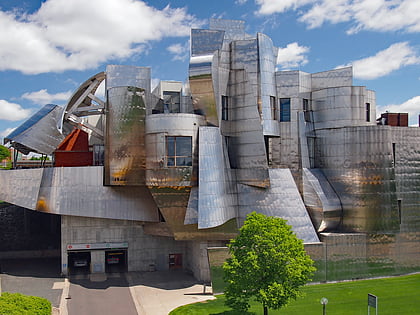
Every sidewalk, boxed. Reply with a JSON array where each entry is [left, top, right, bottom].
[[126, 271, 215, 315]]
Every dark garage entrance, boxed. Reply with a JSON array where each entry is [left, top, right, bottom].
[[67, 251, 91, 275], [105, 250, 127, 273]]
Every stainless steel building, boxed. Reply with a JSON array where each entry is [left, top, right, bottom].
[[1, 19, 419, 282]]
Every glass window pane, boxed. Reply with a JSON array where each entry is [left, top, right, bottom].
[[167, 136, 175, 156], [167, 157, 175, 166], [176, 137, 192, 156]]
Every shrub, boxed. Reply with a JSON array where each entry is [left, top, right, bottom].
[[0, 292, 52, 315]]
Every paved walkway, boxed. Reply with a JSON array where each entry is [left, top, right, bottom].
[[0, 260, 215, 315], [126, 271, 215, 315]]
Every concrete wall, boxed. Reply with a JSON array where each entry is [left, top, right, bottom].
[[61, 215, 188, 275]]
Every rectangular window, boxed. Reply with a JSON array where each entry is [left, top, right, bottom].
[[163, 91, 181, 113], [303, 98, 311, 122], [270, 96, 276, 120], [166, 136, 192, 167], [366, 103, 370, 122], [222, 95, 229, 120], [279, 98, 291, 122]]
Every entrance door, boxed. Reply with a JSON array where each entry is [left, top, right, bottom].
[[169, 253, 182, 269]]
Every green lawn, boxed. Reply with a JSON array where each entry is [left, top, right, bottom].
[[170, 274, 420, 315]]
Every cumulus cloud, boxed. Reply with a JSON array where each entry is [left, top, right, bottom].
[[277, 42, 310, 69], [0, 100, 32, 121], [167, 41, 190, 61], [340, 42, 420, 80], [21, 89, 72, 105], [377, 96, 420, 126], [255, 0, 420, 34], [256, 0, 315, 15], [0, 0, 202, 74]]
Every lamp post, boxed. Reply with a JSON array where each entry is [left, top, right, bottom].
[[320, 297, 328, 315]]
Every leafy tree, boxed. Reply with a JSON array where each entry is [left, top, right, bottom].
[[223, 212, 315, 315], [0, 145, 10, 161]]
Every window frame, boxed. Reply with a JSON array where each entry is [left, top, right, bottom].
[[279, 98, 291, 122], [166, 136, 193, 167]]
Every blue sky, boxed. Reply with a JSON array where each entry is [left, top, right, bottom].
[[1, 0, 419, 142]]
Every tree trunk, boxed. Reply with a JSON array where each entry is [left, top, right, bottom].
[[263, 305, 268, 315]]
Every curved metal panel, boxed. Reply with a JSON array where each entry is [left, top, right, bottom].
[[316, 126, 400, 233], [257, 33, 279, 136], [303, 168, 342, 232], [198, 127, 237, 229], [145, 114, 205, 187], [226, 69, 269, 187], [238, 168, 319, 243], [5, 104, 64, 155], [105, 86, 147, 185]]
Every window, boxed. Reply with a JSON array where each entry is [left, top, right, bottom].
[[366, 103, 370, 122], [222, 95, 229, 120], [279, 98, 291, 122], [166, 136, 192, 167], [270, 96, 276, 120], [163, 91, 180, 113], [303, 98, 311, 122]]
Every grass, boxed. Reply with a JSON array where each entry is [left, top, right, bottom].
[[170, 273, 420, 314]]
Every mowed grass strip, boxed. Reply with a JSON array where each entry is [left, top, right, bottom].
[[170, 274, 420, 315]]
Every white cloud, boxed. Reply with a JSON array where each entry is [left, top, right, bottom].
[[277, 42, 310, 69], [341, 42, 420, 80], [21, 89, 72, 105], [255, 0, 420, 34], [377, 96, 420, 126], [1, 127, 16, 139], [167, 41, 190, 61], [0, 0, 202, 74], [256, 0, 315, 15], [0, 100, 32, 121]]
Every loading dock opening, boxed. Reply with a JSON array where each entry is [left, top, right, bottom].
[[67, 251, 91, 275], [105, 250, 127, 273]]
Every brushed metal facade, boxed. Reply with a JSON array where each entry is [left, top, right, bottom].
[[4, 104, 64, 155], [238, 169, 320, 243], [0, 167, 159, 222], [105, 86, 147, 185], [198, 126, 237, 229], [2, 18, 420, 282]]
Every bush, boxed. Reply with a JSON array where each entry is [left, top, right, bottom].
[[0, 292, 52, 315]]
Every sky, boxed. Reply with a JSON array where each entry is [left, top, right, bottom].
[[0, 0, 419, 142]]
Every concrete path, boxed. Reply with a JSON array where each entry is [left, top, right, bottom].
[[66, 273, 137, 315], [0, 259, 215, 315], [126, 271, 215, 315]]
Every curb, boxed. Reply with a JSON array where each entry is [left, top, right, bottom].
[[58, 278, 70, 315]]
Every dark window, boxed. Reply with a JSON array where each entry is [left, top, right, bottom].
[[279, 98, 291, 122], [163, 91, 180, 113], [222, 95, 229, 120], [303, 98, 311, 122], [392, 143, 396, 167], [366, 103, 370, 122], [270, 96, 276, 120], [166, 136, 192, 167]]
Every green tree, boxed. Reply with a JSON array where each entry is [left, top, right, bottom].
[[223, 212, 315, 315], [0, 145, 10, 160]]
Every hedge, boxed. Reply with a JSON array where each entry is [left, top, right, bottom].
[[0, 292, 52, 315]]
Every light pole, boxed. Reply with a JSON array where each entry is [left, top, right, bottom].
[[320, 297, 328, 315]]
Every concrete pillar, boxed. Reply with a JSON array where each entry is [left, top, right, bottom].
[[91, 250, 105, 273]]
